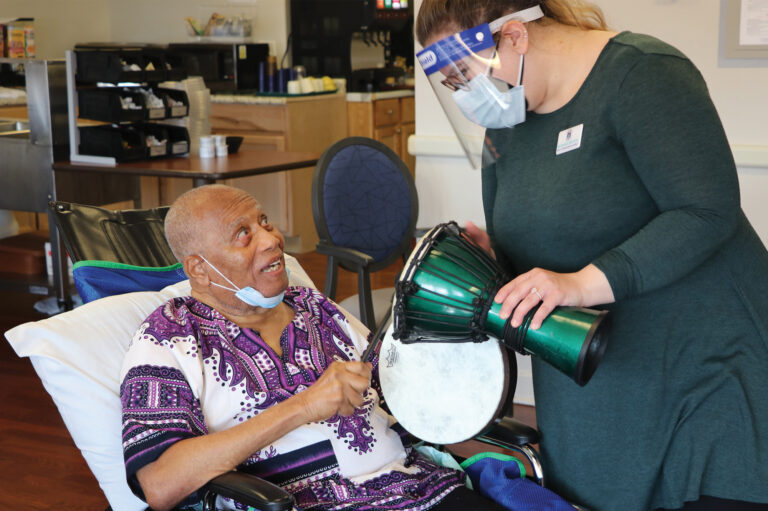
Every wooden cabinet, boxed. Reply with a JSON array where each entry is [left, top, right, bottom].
[[347, 93, 415, 174], [158, 92, 348, 253]]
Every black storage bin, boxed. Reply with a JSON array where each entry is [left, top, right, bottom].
[[165, 125, 190, 156], [131, 87, 167, 120], [139, 124, 189, 157], [79, 125, 146, 162], [78, 88, 146, 124], [76, 50, 145, 84], [160, 88, 189, 118], [142, 52, 168, 82], [162, 52, 188, 81], [140, 123, 170, 158]]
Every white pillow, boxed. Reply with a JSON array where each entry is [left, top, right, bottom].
[[5, 255, 315, 511]]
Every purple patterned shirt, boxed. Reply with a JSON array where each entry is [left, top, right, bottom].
[[120, 286, 464, 510]]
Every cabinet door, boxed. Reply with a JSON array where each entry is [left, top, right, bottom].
[[400, 96, 415, 124], [374, 98, 401, 127], [374, 125, 401, 156]]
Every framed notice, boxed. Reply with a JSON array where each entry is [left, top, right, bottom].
[[724, 0, 768, 59]]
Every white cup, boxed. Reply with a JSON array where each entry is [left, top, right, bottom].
[[199, 145, 215, 158], [299, 77, 314, 94], [213, 134, 226, 146], [215, 144, 228, 157], [199, 136, 214, 149], [287, 80, 301, 95]]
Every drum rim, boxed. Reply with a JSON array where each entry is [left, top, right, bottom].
[[379, 325, 517, 445], [574, 309, 611, 386], [394, 221, 509, 344]]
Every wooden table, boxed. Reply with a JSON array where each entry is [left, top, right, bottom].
[[53, 148, 320, 188]]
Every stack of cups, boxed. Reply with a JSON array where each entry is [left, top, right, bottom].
[[199, 136, 214, 158], [199, 135, 228, 158], [214, 135, 228, 157]]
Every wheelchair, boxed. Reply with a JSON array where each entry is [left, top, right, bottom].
[[5, 201, 547, 511]]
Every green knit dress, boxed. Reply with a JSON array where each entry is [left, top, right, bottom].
[[482, 32, 768, 511]]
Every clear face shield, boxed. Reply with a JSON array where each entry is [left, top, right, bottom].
[[417, 5, 544, 168]]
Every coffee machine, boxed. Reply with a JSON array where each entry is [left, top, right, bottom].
[[289, 0, 413, 89]]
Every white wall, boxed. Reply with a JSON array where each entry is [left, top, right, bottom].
[[107, 0, 289, 64], [411, 0, 768, 404], [0, 0, 111, 59], [0, 0, 289, 62]]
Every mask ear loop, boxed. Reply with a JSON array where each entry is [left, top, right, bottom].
[[198, 255, 241, 292], [517, 52, 525, 88]]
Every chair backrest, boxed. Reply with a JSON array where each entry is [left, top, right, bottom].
[[49, 201, 185, 303], [50, 201, 177, 266], [312, 137, 418, 273]]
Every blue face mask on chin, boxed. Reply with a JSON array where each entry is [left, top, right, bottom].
[[199, 255, 287, 309], [452, 54, 527, 129]]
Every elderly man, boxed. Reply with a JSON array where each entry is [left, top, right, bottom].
[[119, 185, 501, 511]]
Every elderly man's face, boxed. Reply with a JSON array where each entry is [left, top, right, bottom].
[[198, 192, 288, 308]]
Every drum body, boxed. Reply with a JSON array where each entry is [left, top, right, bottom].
[[393, 222, 609, 386], [379, 323, 514, 444]]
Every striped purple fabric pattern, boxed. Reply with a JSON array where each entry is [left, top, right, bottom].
[[120, 287, 464, 510]]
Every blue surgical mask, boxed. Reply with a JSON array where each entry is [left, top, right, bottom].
[[452, 55, 527, 129], [199, 255, 287, 309]]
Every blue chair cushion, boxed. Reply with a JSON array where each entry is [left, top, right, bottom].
[[322, 144, 413, 263], [73, 260, 187, 304], [461, 453, 573, 511]]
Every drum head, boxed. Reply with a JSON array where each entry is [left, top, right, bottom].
[[379, 323, 514, 445]]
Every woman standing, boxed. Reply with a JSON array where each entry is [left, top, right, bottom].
[[415, 1, 768, 510]]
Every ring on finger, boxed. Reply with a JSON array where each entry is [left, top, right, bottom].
[[530, 287, 543, 300]]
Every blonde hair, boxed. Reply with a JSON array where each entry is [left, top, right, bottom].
[[416, 0, 607, 46]]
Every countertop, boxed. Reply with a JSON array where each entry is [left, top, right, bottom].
[[210, 89, 414, 104], [346, 89, 414, 102], [0, 87, 27, 107], [211, 89, 346, 105]]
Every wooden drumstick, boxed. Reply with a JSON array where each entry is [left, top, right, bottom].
[[362, 305, 393, 363]]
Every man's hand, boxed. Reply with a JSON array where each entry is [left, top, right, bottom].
[[297, 361, 372, 422]]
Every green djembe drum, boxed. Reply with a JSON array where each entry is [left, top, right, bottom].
[[393, 222, 609, 386]]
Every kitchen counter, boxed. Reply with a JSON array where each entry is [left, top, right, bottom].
[[346, 89, 414, 102], [211, 89, 346, 105], [0, 87, 26, 107]]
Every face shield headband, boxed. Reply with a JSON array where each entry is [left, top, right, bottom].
[[417, 5, 544, 168]]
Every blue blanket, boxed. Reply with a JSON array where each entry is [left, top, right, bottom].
[[73, 260, 186, 303]]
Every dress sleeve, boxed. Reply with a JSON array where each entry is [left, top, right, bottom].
[[120, 308, 209, 503], [592, 53, 741, 300]]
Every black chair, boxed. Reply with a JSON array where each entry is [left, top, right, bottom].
[[312, 136, 418, 330], [49, 201, 177, 266]]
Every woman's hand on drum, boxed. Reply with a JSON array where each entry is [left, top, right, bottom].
[[464, 221, 496, 259], [495, 264, 615, 330], [296, 361, 372, 422]]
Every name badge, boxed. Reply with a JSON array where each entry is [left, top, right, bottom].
[[556, 124, 584, 155]]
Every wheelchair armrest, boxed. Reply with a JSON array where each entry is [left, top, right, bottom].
[[202, 471, 294, 511], [476, 416, 540, 448], [316, 242, 375, 269]]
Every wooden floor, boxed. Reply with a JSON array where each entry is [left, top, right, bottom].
[[0, 251, 536, 510]]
